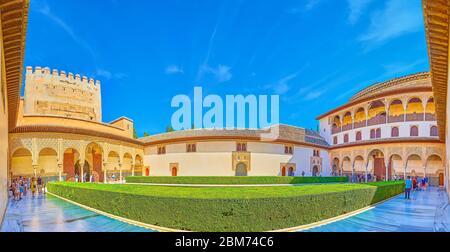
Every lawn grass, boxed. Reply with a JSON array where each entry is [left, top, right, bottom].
[[47, 181, 404, 232], [125, 176, 348, 185]]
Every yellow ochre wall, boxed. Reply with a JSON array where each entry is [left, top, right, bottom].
[[0, 20, 7, 225]]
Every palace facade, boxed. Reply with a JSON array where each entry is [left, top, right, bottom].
[[2, 0, 450, 226]]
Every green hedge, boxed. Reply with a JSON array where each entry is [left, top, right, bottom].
[[47, 181, 404, 232], [125, 176, 349, 185]]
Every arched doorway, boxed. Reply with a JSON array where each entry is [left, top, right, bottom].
[[135, 155, 143, 176], [312, 166, 319, 177], [389, 154, 403, 179], [171, 167, 178, 177], [11, 148, 33, 178], [342, 157, 351, 176], [368, 149, 385, 181], [38, 148, 58, 182], [281, 166, 286, 176], [426, 155, 443, 186], [332, 158, 339, 176], [235, 163, 248, 176], [122, 153, 133, 180], [145, 167, 150, 176], [63, 148, 80, 181], [106, 151, 120, 182], [86, 143, 103, 182]]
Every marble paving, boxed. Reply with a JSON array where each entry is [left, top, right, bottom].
[[303, 187, 450, 232], [1, 193, 155, 232]]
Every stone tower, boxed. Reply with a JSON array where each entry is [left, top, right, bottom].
[[23, 66, 102, 122]]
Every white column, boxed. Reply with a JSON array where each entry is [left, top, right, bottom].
[[351, 163, 355, 183], [131, 165, 135, 177], [32, 165, 38, 177], [80, 160, 84, 183], [119, 163, 123, 183], [365, 161, 369, 183], [58, 164, 63, 181], [385, 159, 389, 181]]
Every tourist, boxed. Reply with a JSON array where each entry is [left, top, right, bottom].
[[405, 176, 412, 200], [422, 177, 427, 191], [37, 176, 42, 194], [75, 174, 79, 183], [14, 180, 20, 201], [412, 177, 417, 191], [19, 180, 24, 200], [367, 173, 372, 182], [30, 177, 37, 197], [302, 171, 305, 177]]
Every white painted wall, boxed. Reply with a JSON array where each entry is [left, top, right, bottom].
[[144, 141, 331, 177]]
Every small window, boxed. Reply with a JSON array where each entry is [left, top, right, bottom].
[[285, 145, 293, 155], [333, 136, 338, 145], [157, 146, 166, 155], [237, 142, 247, 152], [370, 129, 376, 139], [356, 131, 362, 141], [187, 143, 197, 153], [391, 127, 399, 137], [344, 134, 349, 143], [376, 128, 381, 139], [410, 126, 419, 137]]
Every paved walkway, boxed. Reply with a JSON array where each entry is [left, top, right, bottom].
[[1, 187, 449, 232], [1, 193, 155, 232], [302, 187, 450, 232]]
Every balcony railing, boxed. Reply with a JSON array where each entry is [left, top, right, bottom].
[[353, 121, 366, 129], [331, 126, 341, 135], [425, 113, 436, 121], [367, 115, 386, 126], [406, 113, 424, 122], [342, 124, 353, 132], [388, 115, 404, 123]]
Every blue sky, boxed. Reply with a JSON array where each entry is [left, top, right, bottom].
[[25, 0, 429, 136]]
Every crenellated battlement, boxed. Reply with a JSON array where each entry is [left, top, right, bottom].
[[26, 66, 101, 91], [24, 66, 103, 122]]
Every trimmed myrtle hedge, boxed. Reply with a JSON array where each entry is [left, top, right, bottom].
[[125, 176, 349, 185], [47, 181, 404, 232]]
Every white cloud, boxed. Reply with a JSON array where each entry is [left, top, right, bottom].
[[304, 90, 324, 101], [347, 0, 374, 25], [305, 0, 321, 11], [165, 65, 184, 75], [272, 73, 298, 95], [199, 64, 232, 83], [381, 59, 426, 78], [359, 0, 423, 48], [33, 0, 97, 59], [96, 69, 127, 80]]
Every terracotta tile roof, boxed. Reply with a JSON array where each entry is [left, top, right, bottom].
[[140, 124, 330, 148], [1, 0, 29, 130], [330, 137, 443, 150], [10, 125, 144, 146], [423, 0, 450, 140]]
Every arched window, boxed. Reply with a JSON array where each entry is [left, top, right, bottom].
[[391, 127, 399, 137], [370, 129, 376, 139], [344, 134, 349, 143], [410, 126, 419, 137], [356, 131, 362, 141], [376, 128, 381, 138], [430, 126, 438, 137]]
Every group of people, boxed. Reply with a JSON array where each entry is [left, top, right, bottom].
[[404, 176, 429, 200], [9, 176, 45, 201], [74, 172, 95, 183]]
